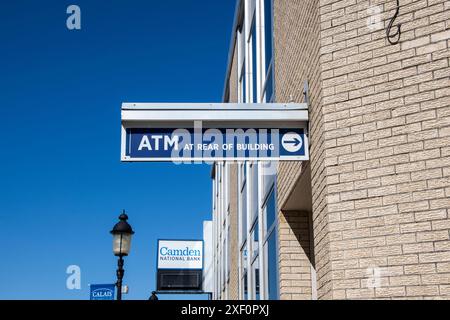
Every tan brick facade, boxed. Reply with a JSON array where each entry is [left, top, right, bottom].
[[226, 44, 240, 300], [274, 0, 327, 299], [217, 0, 450, 300], [316, 0, 450, 300], [228, 164, 240, 299]]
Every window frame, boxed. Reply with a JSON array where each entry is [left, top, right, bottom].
[[262, 184, 279, 300], [261, 0, 274, 103]]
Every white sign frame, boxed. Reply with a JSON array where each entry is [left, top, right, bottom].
[[121, 103, 309, 162], [157, 239, 204, 270]]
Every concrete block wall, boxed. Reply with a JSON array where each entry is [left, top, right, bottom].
[[225, 45, 240, 300], [223, 0, 449, 300], [318, 0, 450, 299], [277, 162, 314, 299], [278, 209, 314, 299], [274, 0, 328, 299], [229, 163, 240, 299]]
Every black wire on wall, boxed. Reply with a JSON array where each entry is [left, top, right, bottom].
[[386, 0, 402, 45]]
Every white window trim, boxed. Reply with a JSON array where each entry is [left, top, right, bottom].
[[257, 161, 266, 299]]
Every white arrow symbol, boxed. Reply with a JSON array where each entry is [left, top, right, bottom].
[[281, 132, 303, 153]]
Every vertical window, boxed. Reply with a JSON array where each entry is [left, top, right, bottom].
[[241, 71, 247, 103], [238, 161, 246, 299], [252, 220, 259, 259], [250, 163, 260, 300], [222, 163, 226, 226], [251, 16, 258, 103], [264, 69, 273, 103], [243, 161, 247, 180], [263, 187, 278, 300], [218, 164, 222, 229], [215, 164, 219, 200], [266, 188, 276, 229], [250, 163, 259, 223], [267, 230, 277, 300], [243, 272, 248, 300], [239, 162, 248, 300], [237, 26, 246, 104], [239, 162, 248, 245], [250, 219, 260, 300], [264, 0, 273, 71], [252, 260, 260, 300], [241, 245, 248, 300], [241, 181, 247, 242], [262, 0, 274, 102], [224, 163, 229, 219]]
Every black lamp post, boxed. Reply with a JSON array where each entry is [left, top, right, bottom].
[[149, 291, 159, 301], [110, 210, 134, 301]]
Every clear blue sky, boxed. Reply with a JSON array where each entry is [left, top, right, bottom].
[[0, 0, 235, 299]]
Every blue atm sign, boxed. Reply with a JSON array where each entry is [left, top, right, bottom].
[[123, 127, 309, 162]]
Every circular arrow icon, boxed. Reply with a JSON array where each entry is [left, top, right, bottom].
[[281, 132, 303, 153]]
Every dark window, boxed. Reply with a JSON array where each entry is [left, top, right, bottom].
[[265, 68, 273, 102], [264, 0, 273, 71], [267, 230, 278, 300], [263, 0, 274, 102], [251, 15, 258, 103], [241, 182, 247, 241], [254, 267, 260, 300], [251, 221, 259, 260], [251, 164, 258, 222], [254, 221, 259, 242], [242, 244, 248, 300], [240, 63, 246, 102], [266, 189, 276, 229], [243, 271, 248, 300]]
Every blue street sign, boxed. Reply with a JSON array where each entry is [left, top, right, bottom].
[[123, 127, 309, 161], [90, 284, 115, 300]]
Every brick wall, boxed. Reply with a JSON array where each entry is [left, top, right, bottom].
[[278, 209, 314, 299], [228, 44, 239, 104], [277, 161, 313, 299], [223, 0, 449, 300], [229, 163, 240, 299], [226, 45, 240, 300], [318, 0, 450, 299], [274, 0, 327, 299]]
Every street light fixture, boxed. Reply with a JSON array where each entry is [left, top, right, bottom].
[[110, 210, 134, 300]]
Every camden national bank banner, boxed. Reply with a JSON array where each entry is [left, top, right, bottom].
[[157, 240, 203, 270]]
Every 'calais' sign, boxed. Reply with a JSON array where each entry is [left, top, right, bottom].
[[90, 284, 115, 300], [157, 240, 203, 270]]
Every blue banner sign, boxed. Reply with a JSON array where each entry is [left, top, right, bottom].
[[90, 284, 115, 300], [123, 127, 308, 162]]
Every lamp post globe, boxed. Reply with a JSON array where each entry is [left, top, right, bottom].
[[110, 211, 135, 256], [110, 210, 134, 300]]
